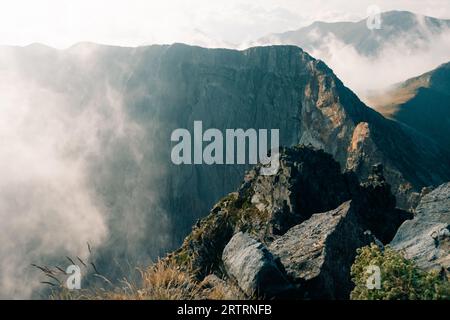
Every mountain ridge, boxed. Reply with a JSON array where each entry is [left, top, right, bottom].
[[254, 10, 450, 57]]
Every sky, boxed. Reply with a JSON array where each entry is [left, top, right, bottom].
[[1, 0, 450, 49]]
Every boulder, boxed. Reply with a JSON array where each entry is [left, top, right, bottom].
[[391, 183, 450, 273], [222, 232, 292, 298], [269, 201, 372, 299]]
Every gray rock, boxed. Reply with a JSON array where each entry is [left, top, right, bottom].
[[391, 183, 450, 273], [269, 201, 372, 299], [222, 232, 292, 298]]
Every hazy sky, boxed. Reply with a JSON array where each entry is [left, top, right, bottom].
[[1, 0, 450, 48]]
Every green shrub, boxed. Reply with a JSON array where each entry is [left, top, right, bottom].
[[351, 244, 449, 300]]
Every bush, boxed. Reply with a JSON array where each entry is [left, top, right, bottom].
[[351, 244, 449, 300]]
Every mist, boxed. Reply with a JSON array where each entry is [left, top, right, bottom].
[[0, 45, 172, 298], [306, 27, 450, 102]]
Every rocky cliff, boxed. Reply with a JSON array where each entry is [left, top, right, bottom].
[[170, 146, 413, 299]]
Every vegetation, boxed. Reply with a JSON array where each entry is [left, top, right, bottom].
[[169, 189, 271, 279], [49, 259, 243, 300], [351, 244, 450, 300]]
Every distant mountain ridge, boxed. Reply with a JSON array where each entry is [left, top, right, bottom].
[[254, 11, 450, 57], [251, 11, 450, 98]]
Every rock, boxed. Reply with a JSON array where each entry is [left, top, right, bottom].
[[238, 146, 355, 239], [357, 164, 413, 243], [269, 201, 372, 299], [173, 146, 410, 280], [222, 232, 292, 298], [239, 148, 409, 243], [391, 183, 450, 273]]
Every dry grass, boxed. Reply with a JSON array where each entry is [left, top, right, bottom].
[[50, 259, 244, 300]]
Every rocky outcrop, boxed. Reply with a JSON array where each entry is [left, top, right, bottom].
[[171, 146, 412, 299], [222, 232, 292, 298], [238, 146, 355, 240], [239, 148, 410, 244], [391, 183, 450, 274], [269, 201, 372, 299]]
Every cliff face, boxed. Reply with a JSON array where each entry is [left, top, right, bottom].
[[2, 43, 450, 276], [121, 43, 450, 213]]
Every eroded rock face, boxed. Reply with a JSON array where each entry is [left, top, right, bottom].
[[391, 183, 450, 273], [238, 147, 355, 239], [222, 232, 292, 298], [239, 148, 409, 244], [269, 201, 372, 299]]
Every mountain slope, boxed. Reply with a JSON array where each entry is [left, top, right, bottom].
[[1, 43, 450, 297], [368, 61, 450, 152]]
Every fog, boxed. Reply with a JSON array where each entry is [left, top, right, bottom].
[[0, 46, 166, 298]]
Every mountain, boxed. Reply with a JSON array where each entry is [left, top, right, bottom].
[[367, 61, 450, 152], [1, 43, 450, 297], [255, 11, 450, 57]]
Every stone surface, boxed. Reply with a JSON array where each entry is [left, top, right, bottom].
[[222, 232, 292, 298], [391, 183, 450, 273], [269, 201, 372, 299]]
